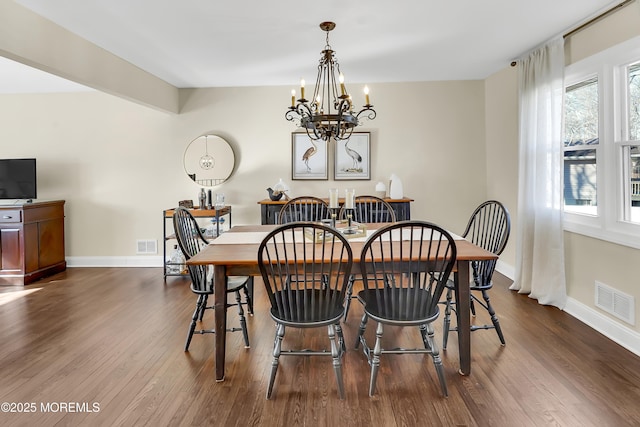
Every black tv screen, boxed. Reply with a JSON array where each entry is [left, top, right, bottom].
[[0, 158, 37, 200]]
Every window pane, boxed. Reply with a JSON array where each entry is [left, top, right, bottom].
[[564, 78, 598, 214], [565, 78, 598, 146], [629, 63, 640, 141], [564, 149, 597, 214], [629, 145, 640, 223]]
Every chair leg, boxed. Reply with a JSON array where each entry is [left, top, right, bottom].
[[198, 294, 208, 321], [328, 324, 345, 399], [470, 297, 477, 317], [426, 322, 448, 397], [234, 290, 250, 348], [481, 290, 506, 345], [369, 322, 383, 397], [335, 323, 346, 355], [266, 323, 285, 399], [419, 323, 432, 351], [342, 275, 355, 322], [185, 294, 205, 351], [355, 313, 369, 349], [442, 288, 453, 350], [244, 279, 254, 316]]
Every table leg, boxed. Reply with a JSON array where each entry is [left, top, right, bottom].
[[455, 261, 471, 375], [214, 264, 227, 381]]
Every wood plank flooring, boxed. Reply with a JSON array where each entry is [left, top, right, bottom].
[[1, 267, 639, 426]]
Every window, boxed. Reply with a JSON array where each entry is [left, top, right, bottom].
[[563, 36, 640, 249]]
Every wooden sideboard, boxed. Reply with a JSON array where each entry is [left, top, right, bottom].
[[0, 200, 66, 285], [257, 197, 414, 225]]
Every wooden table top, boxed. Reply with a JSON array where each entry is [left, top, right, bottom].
[[188, 224, 497, 267]]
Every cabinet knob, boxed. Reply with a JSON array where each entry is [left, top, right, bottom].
[[2, 215, 11, 219]]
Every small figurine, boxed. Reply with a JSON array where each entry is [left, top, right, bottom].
[[267, 187, 284, 201]]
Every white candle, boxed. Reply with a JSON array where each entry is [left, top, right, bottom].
[[329, 188, 339, 208], [345, 189, 355, 209]]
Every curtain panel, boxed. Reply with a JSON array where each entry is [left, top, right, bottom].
[[510, 38, 567, 309]]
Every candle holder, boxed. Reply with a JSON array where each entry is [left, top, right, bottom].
[[345, 208, 354, 232], [330, 207, 339, 228]]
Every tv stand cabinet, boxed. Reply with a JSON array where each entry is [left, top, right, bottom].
[[0, 200, 66, 285]]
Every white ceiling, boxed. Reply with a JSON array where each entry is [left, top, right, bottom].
[[0, 0, 624, 93]]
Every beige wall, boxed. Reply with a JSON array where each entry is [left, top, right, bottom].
[[0, 80, 486, 259], [484, 2, 640, 333], [484, 67, 518, 269]]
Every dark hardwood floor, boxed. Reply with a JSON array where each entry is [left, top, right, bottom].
[[1, 267, 639, 426]]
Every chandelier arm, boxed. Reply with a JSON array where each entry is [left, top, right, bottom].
[[356, 106, 377, 122]]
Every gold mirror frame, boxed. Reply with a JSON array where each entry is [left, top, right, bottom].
[[183, 134, 235, 187]]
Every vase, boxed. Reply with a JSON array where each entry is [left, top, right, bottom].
[[389, 173, 403, 199]]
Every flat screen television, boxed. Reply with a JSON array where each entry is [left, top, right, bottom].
[[0, 158, 37, 200]]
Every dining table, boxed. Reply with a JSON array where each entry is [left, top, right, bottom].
[[187, 223, 498, 382]]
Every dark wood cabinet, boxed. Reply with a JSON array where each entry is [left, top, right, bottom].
[[0, 200, 66, 285], [257, 197, 413, 224]]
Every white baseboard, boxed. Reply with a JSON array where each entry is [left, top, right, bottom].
[[496, 261, 640, 357], [66, 256, 163, 268], [496, 260, 515, 280], [564, 297, 640, 357]]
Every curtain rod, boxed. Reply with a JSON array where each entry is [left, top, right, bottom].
[[563, 0, 635, 39], [510, 0, 635, 67]]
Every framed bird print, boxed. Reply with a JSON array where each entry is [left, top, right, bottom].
[[291, 132, 328, 180], [334, 132, 370, 180]]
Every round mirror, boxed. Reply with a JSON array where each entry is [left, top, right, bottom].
[[183, 134, 235, 186]]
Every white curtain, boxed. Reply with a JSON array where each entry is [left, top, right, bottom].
[[510, 38, 567, 309]]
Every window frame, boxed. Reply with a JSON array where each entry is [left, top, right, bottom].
[[563, 35, 640, 249]]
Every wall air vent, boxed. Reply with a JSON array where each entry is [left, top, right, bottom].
[[136, 240, 157, 254], [595, 281, 635, 325]]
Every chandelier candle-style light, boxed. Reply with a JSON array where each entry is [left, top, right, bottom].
[[286, 22, 376, 141]]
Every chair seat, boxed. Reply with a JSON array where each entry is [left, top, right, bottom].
[[226, 275, 250, 291], [190, 274, 248, 294], [445, 278, 493, 292], [358, 288, 440, 324], [270, 289, 344, 324]]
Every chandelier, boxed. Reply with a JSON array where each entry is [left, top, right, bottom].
[[285, 22, 376, 141]]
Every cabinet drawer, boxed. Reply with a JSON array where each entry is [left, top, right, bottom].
[[0, 210, 21, 223]]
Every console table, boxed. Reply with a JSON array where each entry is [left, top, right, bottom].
[[162, 206, 232, 279], [0, 200, 66, 286], [257, 197, 413, 224]]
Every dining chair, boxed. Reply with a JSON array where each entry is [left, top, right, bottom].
[[442, 200, 511, 349], [172, 207, 253, 351], [354, 221, 457, 397], [339, 195, 397, 321], [338, 195, 396, 223], [278, 196, 331, 224], [257, 222, 353, 399]]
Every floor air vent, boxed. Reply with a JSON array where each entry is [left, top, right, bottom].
[[595, 281, 635, 325], [136, 240, 157, 254]]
